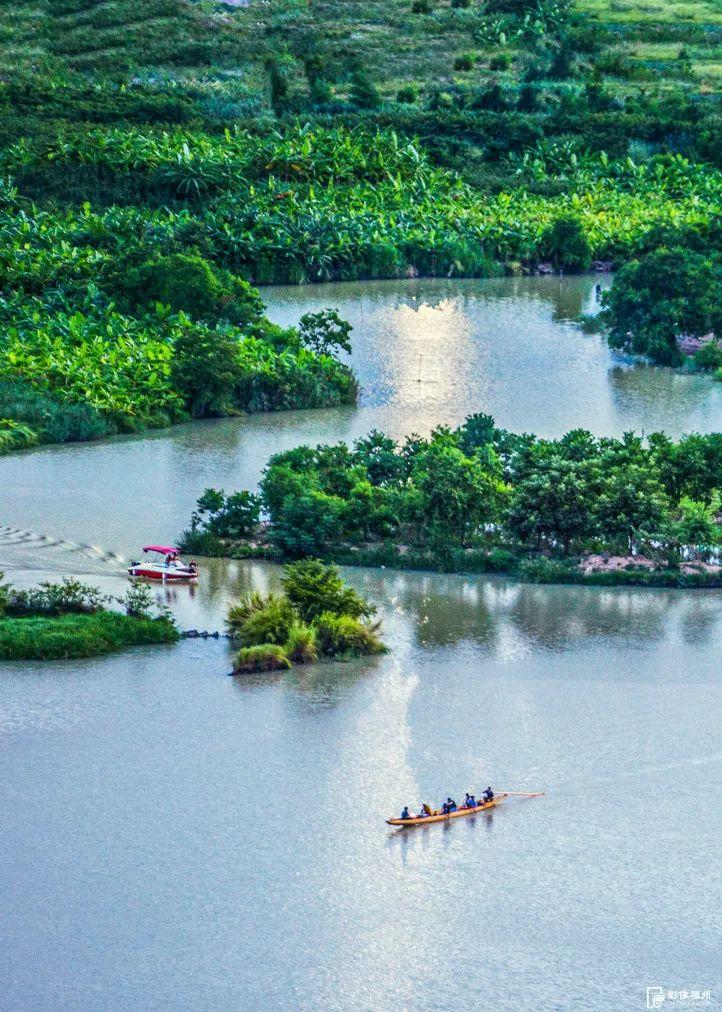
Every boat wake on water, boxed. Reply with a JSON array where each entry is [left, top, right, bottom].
[[0, 524, 126, 571]]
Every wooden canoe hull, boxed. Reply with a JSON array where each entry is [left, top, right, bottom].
[[386, 793, 506, 827]]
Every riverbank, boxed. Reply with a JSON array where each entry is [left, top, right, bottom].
[[185, 539, 722, 590]]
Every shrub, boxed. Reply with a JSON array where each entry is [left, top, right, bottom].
[[115, 253, 265, 326], [234, 597, 297, 646], [397, 85, 418, 104], [454, 54, 477, 72], [349, 71, 381, 110], [451, 0, 471, 7], [0, 381, 114, 444], [314, 612, 386, 657], [516, 557, 578, 584], [122, 582, 155, 618], [412, 0, 431, 12], [0, 571, 10, 617], [540, 217, 592, 271], [178, 528, 223, 555], [284, 621, 319, 664], [233, 644, 291, 674], [0, 419, 38, 453], [227, 591, 277, 633], [8, 579, 108, 616], [490, 54, 512, 71]]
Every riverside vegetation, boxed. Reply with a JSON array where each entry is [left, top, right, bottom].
[[0, 575, 179, 660], [0, 0, 722, 440], [182, 415, 722, 588], [227, 560, 385, 674]]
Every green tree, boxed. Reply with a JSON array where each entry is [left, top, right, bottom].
[[260, 455, 318, 518], [345, 480, 399, 539], [212, 491, 262, 538], [271, 492, 346, 557], [282, 559, 374, 621], [299, 309, 353, 355], [349, 71, 381, 109], [172, 324, 243, 417], [353, 430, 405, 485], [506, 457, 599, 552], [673, 495, 720, 554], [412, 435, 508, 544], [595, 465, 669, 552]]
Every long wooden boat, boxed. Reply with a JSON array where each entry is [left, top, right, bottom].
[[386, 793, 507, 827]]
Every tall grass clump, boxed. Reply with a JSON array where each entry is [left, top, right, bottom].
[[228, 560, 385, 674]]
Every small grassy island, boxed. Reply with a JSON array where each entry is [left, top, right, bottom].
[[183, 415, 722, 589], [228, 560, 385, 674], [0, 576, 178, 661]]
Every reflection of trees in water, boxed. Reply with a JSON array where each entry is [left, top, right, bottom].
[[679, 597, 722, 646], [356, 571, 499, 649], [607, 364, 718, 437], [264, 275, 601, 329], [353, 570, 687, 653], [230, 654, 383, 713], [195, 559, 279, 611], [504, 585, 673, 651]]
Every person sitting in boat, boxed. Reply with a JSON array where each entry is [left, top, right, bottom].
[[446, 797, 457, 812], [400, 806, 410, 820], [483, 786, 494, 802], [468, 794, 477, 808], [189, 561, 198, 575], [418, 803, 432, 818]]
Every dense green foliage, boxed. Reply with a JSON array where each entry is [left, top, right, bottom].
[[1, 0, 722, 429], [227, 560, 385, 673], [0, 574, 179, 659], [602, 243, 722, 365], [0, 181, 357, 446], [186, 416, 722, 583]]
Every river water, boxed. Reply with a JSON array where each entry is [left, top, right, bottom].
[[1, 276, 720, 1011]]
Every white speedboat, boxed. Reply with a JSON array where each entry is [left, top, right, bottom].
[[127, 545, 199, 581]]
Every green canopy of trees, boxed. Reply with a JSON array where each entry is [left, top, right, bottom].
[[183, 414, 722, 564]]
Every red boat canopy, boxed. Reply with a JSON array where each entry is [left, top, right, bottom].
[[143, 545, 179, 554]]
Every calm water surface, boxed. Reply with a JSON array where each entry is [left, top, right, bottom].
[[1, 276, 720, 1010]]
